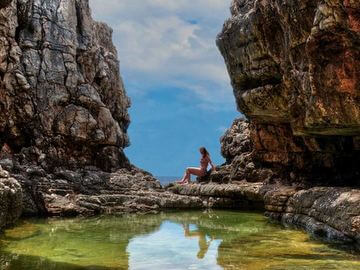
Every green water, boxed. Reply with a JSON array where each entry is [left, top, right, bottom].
[[0, 211, 359, 270]]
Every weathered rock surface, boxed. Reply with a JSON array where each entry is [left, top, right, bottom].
[[0, 0, 138, 229], [218, 118, 278, 183], [0, 0, 359, 255], [213, 0, 360, 248], [217, 0, 360, 184], [6, 164, 206, 216], [0, 165, 22, 230], [0, 0, 130, 171], [265, 186, 360, 245], [167, 182, 360, 246], [168, 182, 264, 209]]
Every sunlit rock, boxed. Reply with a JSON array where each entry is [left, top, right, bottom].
[[0, 0, 130, 171], [217, 0, 360, 184]]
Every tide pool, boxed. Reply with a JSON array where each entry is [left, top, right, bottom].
[[0, 211, 359, 270]]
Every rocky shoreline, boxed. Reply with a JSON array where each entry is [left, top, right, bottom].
[[1, 0, 360, 254], [169, 182, 360, 246], [2, 159, 360, 248]]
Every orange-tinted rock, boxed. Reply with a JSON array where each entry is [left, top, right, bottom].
[[217, 0, 360, 184]]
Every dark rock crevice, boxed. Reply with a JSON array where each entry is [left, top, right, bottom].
[[0, 0, 12, 9]]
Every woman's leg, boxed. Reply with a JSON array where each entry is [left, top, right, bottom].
[[178, 170, 188, 183], [179, 167, 204, 184]]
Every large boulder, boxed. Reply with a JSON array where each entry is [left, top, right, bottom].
[[0, 0, 131, 172], [217, 0, 360, 185], [220, 118, 276, 183]]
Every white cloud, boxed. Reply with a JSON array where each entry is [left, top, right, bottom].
[[89, 0, 234, 109], [114, 16, 201, 71]]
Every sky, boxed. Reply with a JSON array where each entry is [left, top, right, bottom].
[[89, 0, 239, 177]]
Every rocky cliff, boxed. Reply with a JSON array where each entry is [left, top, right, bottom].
[[217, 0, 360, 185], [199, 0, 360, 248], [0, 0, 159, 228], [1, 0, 360, 251], [0, 0, 243, 223], [0, 0, 130, 172]]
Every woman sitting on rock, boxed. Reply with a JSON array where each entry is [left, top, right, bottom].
[[178, 147, 216, 185]]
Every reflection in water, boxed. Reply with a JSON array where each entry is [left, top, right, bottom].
[[0, 211, 359, 270], [183, 223, 213, 259], [127, 221, 221, 270]]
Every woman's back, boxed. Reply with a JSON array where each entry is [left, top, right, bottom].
[[200, 155, 209, 170]]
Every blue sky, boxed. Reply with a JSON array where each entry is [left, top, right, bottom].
[[89, 0, 239, 176]]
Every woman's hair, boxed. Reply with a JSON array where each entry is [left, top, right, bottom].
[[199, 147, 209, 158]]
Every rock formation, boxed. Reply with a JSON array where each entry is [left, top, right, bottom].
[[169, 182, 360, 245], [0, 0, 130, 172], [193, 0, 360, 247], [13, 164, 211, 217], [0, 0, 153, 229], [219, 118, 278, 183], [0, 165, 22, 229], [217, 0, 360, 185], [1, 0, 359, 252]]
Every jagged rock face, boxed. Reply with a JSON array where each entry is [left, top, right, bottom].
[[0, 165, 22, 229], [219, 118, 276, 183], [217, 0, 360, 184], [0, 0, 131, 171]]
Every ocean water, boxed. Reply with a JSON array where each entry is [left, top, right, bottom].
[[156, 176, 180, 185], [0, 211, 359, 270]]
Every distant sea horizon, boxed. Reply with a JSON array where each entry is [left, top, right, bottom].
[[155, 176, 180, 185]]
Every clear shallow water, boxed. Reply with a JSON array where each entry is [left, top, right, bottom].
[[0, 211, 359, 270]]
